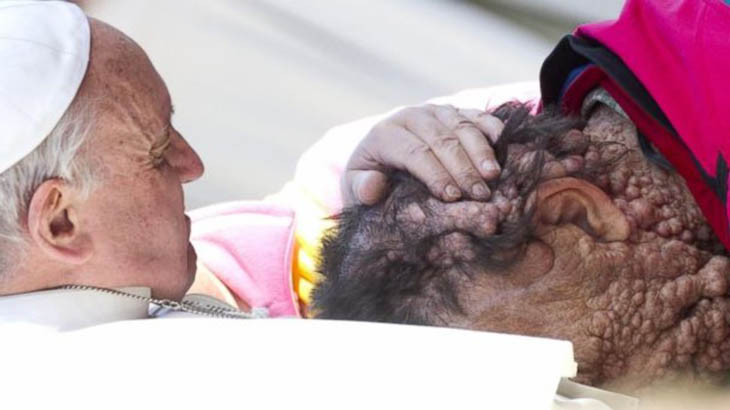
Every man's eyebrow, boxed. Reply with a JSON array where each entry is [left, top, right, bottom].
[[153, 102, 174, 148], [151, 124, 172, 154], [161, 104, 175, 137]]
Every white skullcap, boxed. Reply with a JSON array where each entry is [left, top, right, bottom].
[[0, 0, 90, 174]]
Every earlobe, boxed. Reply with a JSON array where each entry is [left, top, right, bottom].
[[27, 179, 93, 264], [535, 177, 630, 242]]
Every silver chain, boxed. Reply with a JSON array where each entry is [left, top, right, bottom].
[[58, 284, 268, 320]]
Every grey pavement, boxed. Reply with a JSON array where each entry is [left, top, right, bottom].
[[85, 0, 623, 208]]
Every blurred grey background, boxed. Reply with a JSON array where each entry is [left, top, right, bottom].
[[82, 0, 625, 208]]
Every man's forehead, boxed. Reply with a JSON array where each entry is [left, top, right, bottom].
[[85, 19, 174, 137]]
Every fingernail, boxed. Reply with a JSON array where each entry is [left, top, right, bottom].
[[482, 160, 500, 175], [472, 183, 489, 199], [445, 184, 461, 200]]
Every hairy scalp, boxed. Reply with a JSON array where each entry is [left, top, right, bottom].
[[312, 103, 604, 323]]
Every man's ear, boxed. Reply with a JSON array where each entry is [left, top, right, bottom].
[[535, 177, 630, 242], [26, 179, 93, 264]]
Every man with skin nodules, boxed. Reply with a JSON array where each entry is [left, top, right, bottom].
[[314, 102, 730, 393], [315, 0, 730, 394]]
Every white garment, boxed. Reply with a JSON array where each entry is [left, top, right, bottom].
[[0, 286, 247, 331], [555, 379, 639, 410], [0, 287, 150, 331]]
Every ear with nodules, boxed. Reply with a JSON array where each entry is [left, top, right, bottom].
[[535, 177, 630, 242], [27, 179, 93, 264]]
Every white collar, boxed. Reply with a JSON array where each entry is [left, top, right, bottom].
[[0, 287, 151, 331]]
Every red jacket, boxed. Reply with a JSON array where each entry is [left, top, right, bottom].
[[541, 0, 730, 249]]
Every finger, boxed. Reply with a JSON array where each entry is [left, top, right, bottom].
[[367, 125, 463, 202], [408, 107, 490, 200], [344, 170, 390, 206], [432, 105, 500, 180], [454, 123, 500, 180], [459, 108, 505, 145]]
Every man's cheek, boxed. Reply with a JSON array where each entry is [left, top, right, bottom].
[[473, 301, 551, 336]]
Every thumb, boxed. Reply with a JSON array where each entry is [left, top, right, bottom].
[[344, 170, 390, 206]]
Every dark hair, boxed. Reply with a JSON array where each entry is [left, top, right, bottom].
[[312, 103, 605, 324]]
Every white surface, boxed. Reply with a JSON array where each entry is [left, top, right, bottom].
[[0, 0, 89, 173], [1, 318, 576, 410]]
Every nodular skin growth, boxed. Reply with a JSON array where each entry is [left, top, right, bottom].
[[314, 103, 730, 393]]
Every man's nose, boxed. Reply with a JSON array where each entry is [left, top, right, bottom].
[[169, 133, 205, 183]]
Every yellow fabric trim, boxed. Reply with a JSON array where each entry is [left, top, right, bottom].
[[292, 234, 324, 315], [298, 277, 315, 306], [296, 246, 318, 283], [272, 175, 337, 315]]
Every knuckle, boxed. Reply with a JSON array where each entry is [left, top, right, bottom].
[[431, 135, 461, 152], [454, 120, 475, 131], [458, 125, 486, 141], [478, 113, 505, 129], [405, 141, 433, 157], [397, 106, 423, 120], [458, 107, 479, 116], [476, 111, 496, 120], [368, 122, 390, 137], [401, 106, 420, 116], [435, 103, 456, 113]]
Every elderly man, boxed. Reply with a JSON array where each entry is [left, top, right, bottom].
[[0, 1, 504, 328], [312, 0, 730, 394]]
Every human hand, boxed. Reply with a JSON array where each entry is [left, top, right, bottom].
[[343, 104, 504, 205]]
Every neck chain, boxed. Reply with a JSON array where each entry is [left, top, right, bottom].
[[58, 284, 268, 320]]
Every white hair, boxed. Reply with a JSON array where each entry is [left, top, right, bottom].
[[0, 101, 98, 277]]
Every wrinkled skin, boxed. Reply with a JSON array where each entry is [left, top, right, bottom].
[[379, 106, 730, 392], [5, 19, 205, 301], [444, 107, 729, 392]]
